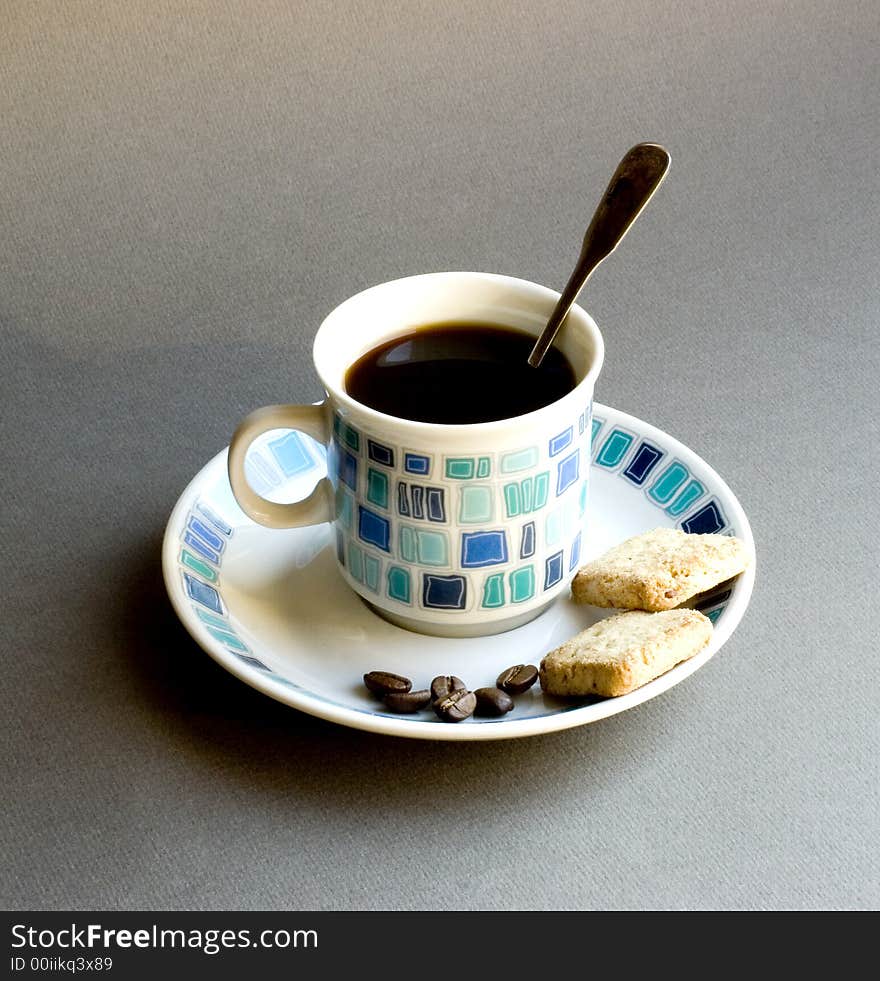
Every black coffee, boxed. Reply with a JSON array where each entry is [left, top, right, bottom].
[[344, 322, 577, 424]]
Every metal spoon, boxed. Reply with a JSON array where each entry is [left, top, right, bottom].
[[528, 142, 671, 368]]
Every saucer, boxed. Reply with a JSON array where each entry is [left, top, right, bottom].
[[161, 403, 755, 740]]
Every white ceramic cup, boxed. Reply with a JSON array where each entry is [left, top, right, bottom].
[[228, 272, 604, 637]]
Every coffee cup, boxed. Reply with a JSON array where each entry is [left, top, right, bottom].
[[228, 272, 604, 637]]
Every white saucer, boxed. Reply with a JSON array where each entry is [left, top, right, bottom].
[[162, 403, 755, 740]]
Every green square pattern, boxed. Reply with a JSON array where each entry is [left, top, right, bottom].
[[481, 572, 505, 608], [205, 626, 248, 652], [180, 549, 217, 583], [509, 565, 535, 603], [387, 566, 411, 604], [533, 472, 550, 509], [196, 608, 230, 630], [459, 485, 494, 524], [399, 526, 416, 563], [500, 447, 539, 474], [348, 542, 365, 582], [342, 422, 360, 452], [366, 468, 389, 509], [364, 554, 380, 593], [504, 483, 521, 517], [333, 415, 360, 452], [504, 472, 550, 518], [445, 458, 476, 480], [445, 456, 492, 480], [336, 486, 355, 530], [545, 508, 563, 546], [416, 529, 449, 566]]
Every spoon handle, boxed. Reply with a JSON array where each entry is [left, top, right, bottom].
[[528, 142, 671, 368]]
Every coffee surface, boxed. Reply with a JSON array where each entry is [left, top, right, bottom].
[[344, 322, 577, 424]]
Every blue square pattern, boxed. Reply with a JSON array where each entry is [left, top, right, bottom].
[[622, 441, 664, 486], [569, 531, 582, 571], [268, 431, 315, 477], [422, 574, 467, 610], [338, 448, 358, 491], [556, 449, 580, 496], [411, 486, 425, 519], [426, 488, 446, 522], [461, 530, 509, 568], [397, 482, 410, 517], [404, 453, 431, 476], [358, 506, 391, 552], [681, 499, 727, 535], [184, 573, 223, 614], [520, 521, 536, 558], [368, 439, 395, 468], [183, 529, 219, 564], [544, 551, 564, 590], [549, 427, 573, 456], [194, 501, 232, 537], [695, 588, 732, 612], [188, 516, 225, 553]]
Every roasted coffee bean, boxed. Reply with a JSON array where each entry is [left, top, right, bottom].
[[496, 663, 539, 695], [474, 687, 514, 717], [363, 671, 412, 697], [430, 675, 466, 701], [384, 689, 431, 713], [433, 688, 477, 723]]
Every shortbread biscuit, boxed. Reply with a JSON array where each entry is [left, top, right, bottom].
[[571, 527, 749, 611], [540, 609, 713, 697]]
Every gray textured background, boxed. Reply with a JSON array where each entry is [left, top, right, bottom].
[[2, 0, 877, 910]]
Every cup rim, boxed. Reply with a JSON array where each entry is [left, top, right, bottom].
[[312, 271, 605, 435]]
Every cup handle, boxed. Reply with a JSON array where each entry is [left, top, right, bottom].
[[227, 402, 334, 529]]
